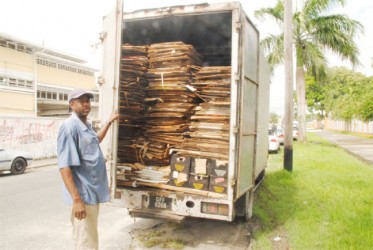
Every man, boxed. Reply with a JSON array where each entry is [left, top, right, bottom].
[[57, 88, 119, 249]]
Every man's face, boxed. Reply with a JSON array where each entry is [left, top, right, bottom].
[[69, 95, 91, 117]]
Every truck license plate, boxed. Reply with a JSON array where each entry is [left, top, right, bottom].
[[148, 196, 172, 210]]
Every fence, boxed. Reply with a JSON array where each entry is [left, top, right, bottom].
[[324, 117, 373, 134]]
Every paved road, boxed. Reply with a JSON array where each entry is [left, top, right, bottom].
[[315, 130, 373, 165], [0, 164, 252, 250], [0, 165, 134, 250]]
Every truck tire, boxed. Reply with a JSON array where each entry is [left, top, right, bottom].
[[243, 190, 254, 221], [11, 158, 27, 175], [234, 189, 254, 222]]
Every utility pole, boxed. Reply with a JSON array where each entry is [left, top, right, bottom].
[[284, 0, 294, 171]]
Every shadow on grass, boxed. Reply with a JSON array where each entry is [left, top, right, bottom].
[[250, 169, 298, 242]]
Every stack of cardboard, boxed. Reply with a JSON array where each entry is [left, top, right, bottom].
[[143, 42, 202, 165], [176, 66, 231, 160], [117, 44, 149, 163], [116, 163, 170, 184]]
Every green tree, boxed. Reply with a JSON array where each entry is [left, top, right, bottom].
[[270, 112, 279, 124], [323, 67, 373, 121], [305, 73, 325, 117], [358, 76, 373, 121], [255, 0, 363, 142]]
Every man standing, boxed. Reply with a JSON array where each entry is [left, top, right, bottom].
[[57, 88, 119, 249]]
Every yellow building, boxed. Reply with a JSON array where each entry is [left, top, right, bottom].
[[0, 32, 99, 118]]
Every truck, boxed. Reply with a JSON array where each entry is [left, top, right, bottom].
[[99, 1, 271, 222]]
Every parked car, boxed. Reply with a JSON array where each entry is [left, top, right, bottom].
[[293, 126, 299, 141], [0, 149, 33, 174], [268, 129, 280, 153], [276, 127, 285, 145]]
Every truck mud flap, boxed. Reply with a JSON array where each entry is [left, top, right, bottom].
[[254, 170, 265, 191], [129, 209, 185, 222]]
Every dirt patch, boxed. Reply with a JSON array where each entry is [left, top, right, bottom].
[[271, 225, 291, 250], [129, 218, 252, 249]]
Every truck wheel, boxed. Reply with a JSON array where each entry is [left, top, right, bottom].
[[11, 158, 27, 175]]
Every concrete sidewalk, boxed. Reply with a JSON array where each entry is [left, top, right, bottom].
[[315, 130, 373, 165], [30, 157, 57, 168]]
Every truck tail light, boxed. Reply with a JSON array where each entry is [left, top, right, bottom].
[[201, 202, 229, 216]]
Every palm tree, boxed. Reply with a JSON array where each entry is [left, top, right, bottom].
[[255, 0, 363, 142]]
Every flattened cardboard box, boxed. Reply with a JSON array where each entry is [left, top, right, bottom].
[[208, 159, 228, 177], [170, 155, 193, 173], [190, 158, 211, 175], [188, 173, 209, 190], [209, 176, 228, 194], [168, 170, 189, 187]]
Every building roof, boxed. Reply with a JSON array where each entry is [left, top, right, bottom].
[[0, 32, 87, 64]]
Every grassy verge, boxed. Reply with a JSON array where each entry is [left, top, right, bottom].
[[251, 132, 373, 249]]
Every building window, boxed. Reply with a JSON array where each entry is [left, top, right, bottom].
[[8, 78, 17, 87], [7, 42, 16, 50], [93, 94, 99, 102], [17, 45, 25, 52], [0, 39, 33, 54], [37, 56, 94, 76], [0, 75, 34, 90], [38, 88, 97, 103]]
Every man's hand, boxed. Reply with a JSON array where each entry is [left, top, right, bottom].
[[73, 199, 86, 220], [98, 112, 120, 143], [107, 112, 119, 124]]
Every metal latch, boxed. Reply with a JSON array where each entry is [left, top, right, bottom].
[[233, 126, 239, 134], [97, 76, 105, 85], [231, 178, 237, 187], [235, 22, 241, 31], [99, 32, 107, 42], [235, 73, 240, 81]]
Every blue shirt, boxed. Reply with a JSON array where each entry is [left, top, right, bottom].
[[57, 112, 110, 205]]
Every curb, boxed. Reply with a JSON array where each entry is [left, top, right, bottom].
[[29, 159, 57, 169]]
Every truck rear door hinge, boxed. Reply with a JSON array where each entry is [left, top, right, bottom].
[[234, 73, 240, 81], [231, 178, 237, 187], [97, 76, 105, 86], [235, 22, 242, 31], [233, 126, 239, 134], [99, 32, 107, 42]]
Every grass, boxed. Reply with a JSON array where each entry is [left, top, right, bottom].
[[251, 132, 373, 250]]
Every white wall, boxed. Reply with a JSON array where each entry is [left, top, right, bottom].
[[325, 118, 373, 134], [0, 116, 64, 159]]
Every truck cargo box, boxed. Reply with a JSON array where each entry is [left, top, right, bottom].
[[100, 1, 270, 222]]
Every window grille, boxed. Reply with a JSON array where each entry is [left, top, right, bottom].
[[37, 56, 94, 76], [0, 75, 34, 90], [0, 39, 33, 54]]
